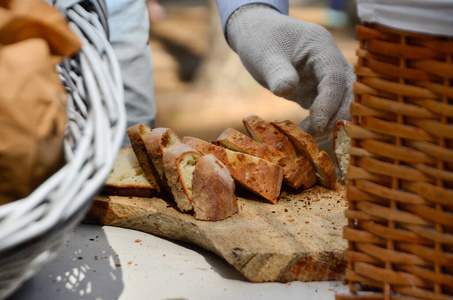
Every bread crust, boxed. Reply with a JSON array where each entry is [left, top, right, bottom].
[[216, 128, 283, 163], [183, 136, 283, 204], [192, 154, 238, 221], [127, 124, 162, 192], [243, 115, 316, 190], [141, 127, 182, 191], [216, 128, 314, 189], [271, 120, 337, 190], [243, 115, 296, 157], [163, 143, 202, 212], [315, 151, 338, 190]]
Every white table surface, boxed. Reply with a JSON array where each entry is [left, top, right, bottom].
[[9, 223, 349, 300]]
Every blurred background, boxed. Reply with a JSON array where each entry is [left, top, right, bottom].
[[149, 0, 358, 141]]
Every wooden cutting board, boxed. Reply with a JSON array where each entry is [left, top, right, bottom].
[[85, 183, 348, 283]]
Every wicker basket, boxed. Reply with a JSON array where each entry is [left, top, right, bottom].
[[336, 23, 453, 299], [0, 2, 125, 299]]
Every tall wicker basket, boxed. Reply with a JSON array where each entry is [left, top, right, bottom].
[[336, 23, 453, 300]]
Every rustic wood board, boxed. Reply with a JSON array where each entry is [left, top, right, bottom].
[[86, 183, 348, 283]]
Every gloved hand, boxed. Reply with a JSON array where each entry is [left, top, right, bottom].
[[226, 4, 355, 138]]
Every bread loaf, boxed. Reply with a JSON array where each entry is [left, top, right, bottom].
[[162, 143, 202, 212], [242, 115, 316, 190], [333, 120, 351, 184], [127, 124, 162, 192], [103, 147, 159, 197], [182, 136, 283, 204], [192, 154, 238, 221], [271, 120, 337, 190]]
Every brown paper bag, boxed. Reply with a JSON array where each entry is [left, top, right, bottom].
[[0, 0, 81, 204]]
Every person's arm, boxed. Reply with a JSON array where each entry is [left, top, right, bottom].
[[216, 0, 289, 39], [216, 2, 355, 138]]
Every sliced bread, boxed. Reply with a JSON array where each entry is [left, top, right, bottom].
[[142, 127, 182, 191], [103, 146, 160, 197], [192, 154, 238, 221], [242, 115, 317, 190], [127, 123, 163, 192], [271, 120, 337, 190], [216, 128, 310, 189], [182, 136, 284, 204], [162, 143, 202, 212], [243, 115, 296, 157], [216, 128, 284, 163]]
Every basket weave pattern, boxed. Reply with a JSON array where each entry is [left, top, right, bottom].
[[0, 2, 125, 299], [337, 24, 453, 299]]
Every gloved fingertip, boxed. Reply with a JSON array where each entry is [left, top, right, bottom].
[[297, 118, 314, 135], [310, 112, 329, 137], [267, 68, 298, 98]]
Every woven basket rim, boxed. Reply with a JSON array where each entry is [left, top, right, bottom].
[[0, 3, 126, 299]]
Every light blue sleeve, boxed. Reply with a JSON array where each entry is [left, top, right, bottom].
[[106, 0, 157, 147], [216, 0, 289, 35]]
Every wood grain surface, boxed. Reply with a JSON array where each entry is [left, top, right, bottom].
[[86, 184, 348, 283]]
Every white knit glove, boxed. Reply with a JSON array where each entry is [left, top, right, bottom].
[[227, 4, 355, 138]]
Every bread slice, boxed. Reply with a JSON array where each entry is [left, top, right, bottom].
[[182, 136, 283, 204], [142, 127, 182, 191], [216, 128, 283, 162], [333, 120, 351, 184], [243, 115, 296, 156], [192, 154, 238, 221], [127, 123, 162, 192], [103, 146, 159, 197], [270, 120, 337, 190], [216, 128, 310, 189], [162, 143, 202, 212], [242, 115, 316, 189]]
